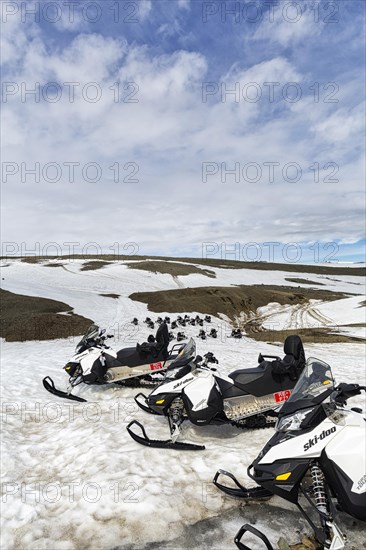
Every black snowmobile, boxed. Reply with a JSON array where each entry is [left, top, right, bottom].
[[126, 335, 306, 450], [43, 322, 184, 402], [214, 359, 366, 549]]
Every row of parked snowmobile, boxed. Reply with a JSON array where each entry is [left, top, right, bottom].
[[132, 314, 213, 330], [131, 315, 243, 342], [42, 323, 366, 549]]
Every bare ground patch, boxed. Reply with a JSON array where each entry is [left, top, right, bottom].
[[126, 261, 216, 278], [285, 278, 325, 286], [129, 285, 361, 343], [6, 256, 365, 277], [99, 293, 120, 299], [0, 289, 93, 342], [245, 327, 364, 344], [80, 261, 112, 271], [129, 285, 348, 320]]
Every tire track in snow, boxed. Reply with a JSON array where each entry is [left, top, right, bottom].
[[243, 301, 335, 333], [173, 275, 184, 289]]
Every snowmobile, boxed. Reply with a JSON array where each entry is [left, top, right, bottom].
[[213, 358, 366, 550], [43, 323, 185, 402], [126, 335, 306, 450], [230, 328, 243, 339]]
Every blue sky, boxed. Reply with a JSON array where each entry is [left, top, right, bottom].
[[1, 0, 365, 263]]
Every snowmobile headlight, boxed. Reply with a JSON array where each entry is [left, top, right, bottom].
[[64, 362, 81, 377], [276, 472, 292, 481], [276, 408, 313, 432]]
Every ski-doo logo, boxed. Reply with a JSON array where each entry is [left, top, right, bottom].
[[356, 474, 366, 491], [150, 362, 163, 371], [173, 376, 194, 389], [304, 426, 336, 451], [77, 351, 89, 359]]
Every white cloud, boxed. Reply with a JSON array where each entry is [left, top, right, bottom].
[[0, 10, 39, 66], [312, 105, 365, 144], [54, 9, 88, 33], [254, 2, 323, 46], [177, 0, 190, 10], [1, 20, 365, 254], [139, 0, 152, 21]]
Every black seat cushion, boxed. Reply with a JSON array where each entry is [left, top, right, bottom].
[[229, 362, 282, 396], [229, 335, 306, 394], [116, 347, 140, 364], [116, 346, 167, 368], [114, 323, 170, 368]]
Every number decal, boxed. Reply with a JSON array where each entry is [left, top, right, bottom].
[[274, 390, 291, 403], [150, 362, 163, 371]]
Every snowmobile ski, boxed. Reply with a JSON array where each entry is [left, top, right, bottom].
[[134, 392, 160, 415], [213, 469, 273, 499], [234, 524, 274, 550], [42, 376, 87, 403], [126, 420, 205, 451]]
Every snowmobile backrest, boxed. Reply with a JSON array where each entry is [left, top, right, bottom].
[[283, 335, 304, 360], [269, 336, 306, 379], [155, 322, 169, 350], [281, 335, 305, 378]]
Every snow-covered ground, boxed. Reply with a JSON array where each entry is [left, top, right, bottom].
[[1, 260, 365, 549]]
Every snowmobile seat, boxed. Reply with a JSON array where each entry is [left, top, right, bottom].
[[116, 322, 170, 367], [228, 362, 283, 396], [228, 336, 305, 395]]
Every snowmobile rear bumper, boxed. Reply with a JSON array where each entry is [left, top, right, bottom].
[[42, 377, 87, 403], [234, 524, 274, 550], [126, 420, 205, 451], [213, 469, 273, 499]]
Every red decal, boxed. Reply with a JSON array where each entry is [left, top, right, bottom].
[[274, 390, 291, 403], [150, 362, 163, 371]]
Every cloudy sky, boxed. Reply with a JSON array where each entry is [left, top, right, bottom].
[[1, 0, 365, 262]]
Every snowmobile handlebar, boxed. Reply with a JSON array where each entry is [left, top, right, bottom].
[[203, 352, 219, 364], [195, 353, 219, 371], [332, 383, 366, 405]]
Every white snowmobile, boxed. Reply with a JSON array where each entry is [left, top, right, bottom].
[[214, 358, 366, 549], [126, 335, 306, 450], [43, 323, 185, 402]]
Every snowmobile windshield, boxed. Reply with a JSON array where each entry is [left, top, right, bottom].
[[75, 324, 100, 352], [279, 357, 334, 416], [168, 338, 196, 369]]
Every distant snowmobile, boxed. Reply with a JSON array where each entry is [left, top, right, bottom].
[[214, 359, 366, 550], [127, 335, 306, 450], [43, 323, 185, 402]]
